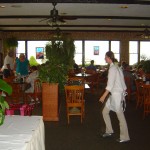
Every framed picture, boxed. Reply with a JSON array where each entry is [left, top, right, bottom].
[[36, 47, 44, 59], [94, 46, 99, 55]]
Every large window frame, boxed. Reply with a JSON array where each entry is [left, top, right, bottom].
[[129, 40, 150, 65], [17, 40, 121, 66]]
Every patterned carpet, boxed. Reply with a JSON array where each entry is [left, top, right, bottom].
[[33, 85, 150, 150]]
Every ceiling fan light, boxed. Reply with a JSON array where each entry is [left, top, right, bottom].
[[51, 9, 58, 17], [141, 35, 150, 39]]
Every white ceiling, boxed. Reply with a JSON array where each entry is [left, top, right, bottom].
[[0, 2, 150, 32]]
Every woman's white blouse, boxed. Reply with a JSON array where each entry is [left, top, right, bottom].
[[106, 63, 126, 93]]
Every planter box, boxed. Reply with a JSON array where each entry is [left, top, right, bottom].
[[42, 83, 59, 121]]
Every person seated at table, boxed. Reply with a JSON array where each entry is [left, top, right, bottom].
[[120, 61, 127, 70], [123, 63, 136, 93], [25, 66, 39, 93], [2, 50, 15, 78], [73, 60, 80, 73], [15, 53, 29, 76], [136, 64, 145, 78], [86, 60, 97, 73]]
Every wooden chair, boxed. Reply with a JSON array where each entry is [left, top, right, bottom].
[[124, 76, 136, 101], [11, 82, 24, 104], [143, 84, 150, 119], [68, 77, 84, 85], [64, 85, 85, 124], [25, 78, 42, 104], [85, 69, 96, 75], [85, 73, 100, 93], [3, 77, 23, 104], [135, 79, 144, 109]]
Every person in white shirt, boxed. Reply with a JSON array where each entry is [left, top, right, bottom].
[[2, 50, 14, 78], [25, 66, 39, 93], [99, 51, 130, 143]]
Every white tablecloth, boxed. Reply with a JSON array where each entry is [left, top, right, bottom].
[[0, 115, 45, 150]]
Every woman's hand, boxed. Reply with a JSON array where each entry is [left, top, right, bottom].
[[99, 95, 106, 103], [99, 89, 110, 103]]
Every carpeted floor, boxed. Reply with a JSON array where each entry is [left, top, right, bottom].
[[33, 85, 150, 150]]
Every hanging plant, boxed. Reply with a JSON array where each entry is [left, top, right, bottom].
[[4, 37, 18, 49]]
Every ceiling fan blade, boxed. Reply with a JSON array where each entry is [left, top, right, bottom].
[[58, 17, 66, 23], [39, 18, 50, 22], [62, 16, 78, 20]]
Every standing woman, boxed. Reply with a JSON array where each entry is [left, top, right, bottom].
[[15, 53, 29, 76], [99, 51, 130, 143]]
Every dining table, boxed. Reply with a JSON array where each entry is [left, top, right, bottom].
[[0, 115, 45, 150], [75, 73, 92, 77], [73, 73, 91, 89]]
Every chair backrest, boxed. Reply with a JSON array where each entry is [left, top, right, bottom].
[[135, 79, 143, 94], [143, 84, 150, 103], [34, 78, 42, 94], [124, 76, 130, 90], [85, 69, 96, 74], [65, 85, 84, 104], [3, 76, 15, 84], [68, 77, 84, 85], [9, 82, 23, 103]]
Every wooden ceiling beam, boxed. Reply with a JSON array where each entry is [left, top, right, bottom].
[[0, 0, 150, 4]]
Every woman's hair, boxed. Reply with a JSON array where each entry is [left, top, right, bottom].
[[19, 53, 25, 59], [105, 51, 115, 62]]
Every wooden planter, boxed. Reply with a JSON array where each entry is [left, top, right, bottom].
[[42, 83, 59, 121]]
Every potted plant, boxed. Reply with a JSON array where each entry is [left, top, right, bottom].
[[4, 37, 18, 50], [0, 79, 12, 125], [39, 35, 75, 121]]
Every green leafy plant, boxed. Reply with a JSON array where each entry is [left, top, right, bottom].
[[0, 79, 12, 125], [4, 37, 18, 49], [39, 35, 75, 91], [142, 59, 150, 73]]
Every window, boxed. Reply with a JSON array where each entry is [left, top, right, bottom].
[[16, 41, 25, 57], [140, 41, 150, 60], [111, 41, 120, 62], [85, 41, 109, 66], [74, 41, 82, 65], [129, 41, 138, 65], [129, 41, 150, 65], [27, 41, 48, 64]]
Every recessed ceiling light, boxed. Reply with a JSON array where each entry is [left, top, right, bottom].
[[141, 24, 145, 26], [120, 5, 128, 9], [0, 5, 6, 8]]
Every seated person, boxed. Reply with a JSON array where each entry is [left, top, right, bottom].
[[2, 50, 14, 78], [25, 66, 39, 93], [86, 60, 97, 72], [123, 63, 136, 92], [120, 61, 127, 70], [73, 60, 80, 73], [136, 64, 145, 78]]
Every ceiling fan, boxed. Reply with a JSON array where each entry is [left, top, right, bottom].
[[137, 27, 150, 39], [40, 3, 77, 27]]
